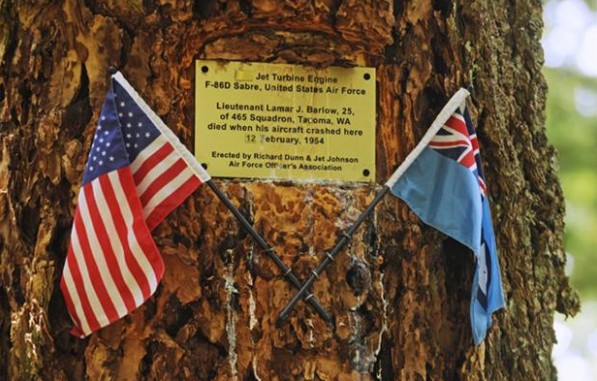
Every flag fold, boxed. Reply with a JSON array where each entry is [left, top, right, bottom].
[[61, 72, 210, 337], [386, 89, 505, 344]]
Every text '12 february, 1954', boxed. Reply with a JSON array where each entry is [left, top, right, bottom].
[[194, 60, 376, 182]]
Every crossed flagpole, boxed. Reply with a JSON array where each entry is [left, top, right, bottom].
[[205, 180, 331, 322]]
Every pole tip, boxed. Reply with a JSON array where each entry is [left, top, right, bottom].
[[108, 66, 119, 75]]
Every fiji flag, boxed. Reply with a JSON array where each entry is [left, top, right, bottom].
[[386, 89, 505, 344], [61, 72, 211, 337]]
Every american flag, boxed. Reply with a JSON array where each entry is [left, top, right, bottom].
[[61, 72, 210, 337], [428, 106, 493, 308]]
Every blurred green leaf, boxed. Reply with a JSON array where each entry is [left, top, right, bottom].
[[545, 68, 597, 299]]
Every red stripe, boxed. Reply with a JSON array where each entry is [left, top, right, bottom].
[[70, 325, 85, 338], [98, 174, 152, 300], [145, 174, 202, 231], [470, 135, 480, 151], [132, 143, 174, 184], [139, 159, 187, 206], [64, 220, 101, 331], [60, 275, 84, 333], [84, 183, 136, 312], [444, 115, 468, 136], [74, 196, 120, 324], [429, 139, 470, 148], [118, 169, 165, 280], [459, 151, 476, 168]]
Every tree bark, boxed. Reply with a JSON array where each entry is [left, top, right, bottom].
[[0, 0, 580, 380]]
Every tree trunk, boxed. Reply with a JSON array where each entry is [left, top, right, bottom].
[[0, 0, 580, 380]]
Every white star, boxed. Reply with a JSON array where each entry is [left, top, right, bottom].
[[138, 122, 143, 127], [106, 142, 111, 147], [134, 143, 138, 148], [99, 138, 104, 143], [126, 143, 130, 148], [128, 112, 133, 117], [119, 112, 123, 117], [98, 125, 102, 130], [145, 132, 150, 138], [120, 102, 125, 107], [90, 166, 94, 171], [102, 151, 106, 156], [109, 156, 114, 161], [136, 133, 140, 138], [101, 116, 106, 121], [126, 133, 132, 139], [93, 156, 97, 161], [99, 160, 103, 165], [96, 147, 100, 152], [104, 131, 109, 135], [127, 123, 132, 128]]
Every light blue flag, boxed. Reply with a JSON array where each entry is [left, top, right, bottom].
[[386, 89, 505, 344]]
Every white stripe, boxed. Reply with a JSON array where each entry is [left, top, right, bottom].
[[479, 178, 487, 195], [131, 136, 169, 175], [143, 167, 195, 219], [79, 185, 128, 317], [70, 221, 110, 328], [108, 171, 159, 292], [441, 126, 473, 147], [136, 150, 180, 196], [430, 133, 470, 144], [91, 178, 144, 306], [385, 88, 470, 187], [62, 263, 92, 335], [457, 146, 473, 164], [478, 243, 488, 294], [112, 72, 211, 183], [430, 136, 471, 146]]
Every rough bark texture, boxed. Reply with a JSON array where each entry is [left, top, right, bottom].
[[0, 0, 580, 380]]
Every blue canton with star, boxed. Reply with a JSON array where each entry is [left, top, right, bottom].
[[82, 79, 161, 185]]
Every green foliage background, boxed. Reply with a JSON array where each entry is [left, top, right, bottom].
[[545, 68, 597, 299]]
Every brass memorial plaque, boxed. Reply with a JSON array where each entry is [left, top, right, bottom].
[[195, 60, 376, 182]]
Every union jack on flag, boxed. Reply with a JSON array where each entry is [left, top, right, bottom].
[[429, 109, 487, 197], [61, 72, 210, 337], [428, 106, 496, 309], [387, 89, 505, 344]]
